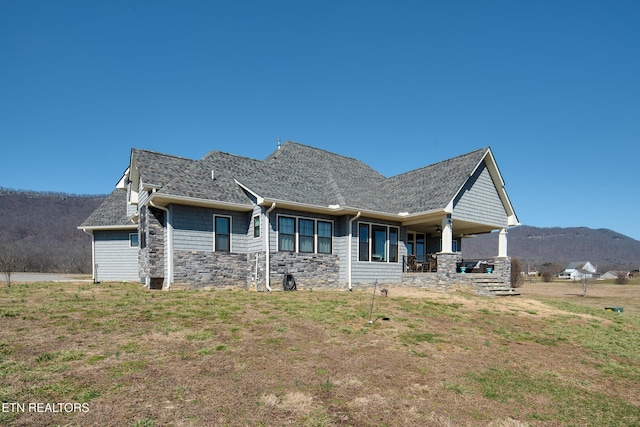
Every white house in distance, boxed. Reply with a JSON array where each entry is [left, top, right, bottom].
[[559, 261, 597, 281]]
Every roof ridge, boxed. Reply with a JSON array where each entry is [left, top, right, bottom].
[[132, 148, 195, 162], [200, 149, 261, 163], [387, 147, 488, 180]]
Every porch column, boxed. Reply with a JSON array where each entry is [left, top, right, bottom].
[[498, 228, 508, 257], [441, 215, 453, 253]]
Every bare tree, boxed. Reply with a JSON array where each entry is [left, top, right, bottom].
[[0, 244, 18, 286], [511, 257, 523, 288], [580, 270, 595, 297]]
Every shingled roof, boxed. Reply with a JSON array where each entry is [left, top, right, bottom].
[[131, 149, 194, 189], [79, 189, 136, 229], [85, 142, 503, 225], [378, 147, 488, 214]]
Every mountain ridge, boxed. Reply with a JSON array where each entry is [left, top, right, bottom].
[[462, 225, 640, 271]]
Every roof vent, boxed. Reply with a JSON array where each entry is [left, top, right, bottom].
[[211, 169, 215, 180], [277, 139, 281, 150]]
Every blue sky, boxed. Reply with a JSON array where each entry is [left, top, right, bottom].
[[1, 1, 639, 240]]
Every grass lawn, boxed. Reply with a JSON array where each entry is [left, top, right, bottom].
[[1, 280, 639, 426]]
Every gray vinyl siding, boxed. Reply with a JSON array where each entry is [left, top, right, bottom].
[[172, 204, 250, 253], [93, 230, 139, 281], [452, 162, 508, 227], [138, 188, 150, 207], [247, 204, 264, 253], [350, 218, 404, 285]]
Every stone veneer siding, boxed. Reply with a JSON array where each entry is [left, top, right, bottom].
[[173, 250, 253, 290], [171, 251, 340, 291], [269, 252, 340, 290], [401, 255, 512, 294], [139, 206, 165, 286]]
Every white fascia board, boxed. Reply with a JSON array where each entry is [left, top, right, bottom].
[[399, 209, 448, 226], [77, 224, 138, 232], [233, 179, 265, 204], [448, 147, 520, 225], [259, 198, 439, 223], [148, 193, 253, 212], [116, 167, 130, 190]]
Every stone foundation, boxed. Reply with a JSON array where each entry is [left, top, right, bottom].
[[269, 252, 340, 290], [171, 251, 341, 291], [173, 250, 253, 290], [401, 255, 513, 295]]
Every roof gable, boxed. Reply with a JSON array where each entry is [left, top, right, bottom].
[[156, 151, 259, 206], [79, 189, 135, 229], [130, 149, 195, 190], [378, 148, 488, 214]]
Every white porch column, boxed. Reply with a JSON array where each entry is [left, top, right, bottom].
[[498, 228, 508, 257], [441, 215, 453, 253]]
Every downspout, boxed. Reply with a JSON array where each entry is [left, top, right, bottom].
[[264, 202, 276, 291], [148, 200, 173, 290], [347, 212, 362, 290], [80, 228, 96, 283]]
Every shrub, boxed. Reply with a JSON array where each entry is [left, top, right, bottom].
[[616, 272, 628, 285], [511, 258, 523, 288], [541, 271, 554, 282]]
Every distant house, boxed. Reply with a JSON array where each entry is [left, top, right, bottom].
[[79, 142, 520, 292], [559, 261, 597, 281], [599, 271, 629, 281]]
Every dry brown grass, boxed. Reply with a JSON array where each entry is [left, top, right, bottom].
[[1, 280, 639, 426]]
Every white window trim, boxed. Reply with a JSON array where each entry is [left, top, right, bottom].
[[253, 214, 261, 239], [129, 232, 139, 248], [276, 214, 334, 254], [213, 214, 232, 252], [357, 221, 399, 263]]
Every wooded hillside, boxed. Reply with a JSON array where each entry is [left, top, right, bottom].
[[0, 188, 105, 273]]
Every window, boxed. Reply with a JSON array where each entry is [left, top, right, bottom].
[[299, 219, 314, 253], [358, 222, 400, 263], [214, 216, 230, 252], [358, 223, 369, 261], [372, 225, 387, 261], [317, 221, 332, 254], [129, 233, 139, 248], [278, 216, 295, 251], [253, 215, 260, 238], [277, 215, 333, 254], [389, 227, 398, 262]]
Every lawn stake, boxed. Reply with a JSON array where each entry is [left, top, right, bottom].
[[368, 280, 377, 324]]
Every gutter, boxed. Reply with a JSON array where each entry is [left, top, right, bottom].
[[264, 202, 277, 291], [347, 212, 361, 290], [148, 199, 173, 290]]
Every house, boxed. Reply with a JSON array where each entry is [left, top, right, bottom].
[[559, 261, 597, 281], [79, 142, 520, 293], [598, 271, 629, 281]]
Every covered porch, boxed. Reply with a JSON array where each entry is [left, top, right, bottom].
[[399, 212, 515, 295]]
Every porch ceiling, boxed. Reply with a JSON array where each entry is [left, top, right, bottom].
[[404, 218, 501, 238]]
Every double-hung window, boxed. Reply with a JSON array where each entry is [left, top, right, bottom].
[[358, 224, 369, 261], [253, 215, 260, 238], [278, 216, 296, 252], [214, 216, 231, 252], [278, 216, 333, 254], [129, 233, 139, 248], [299, 219, 314, 253], [317, 221, 332, 254], [358, 221, 399, 263]]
